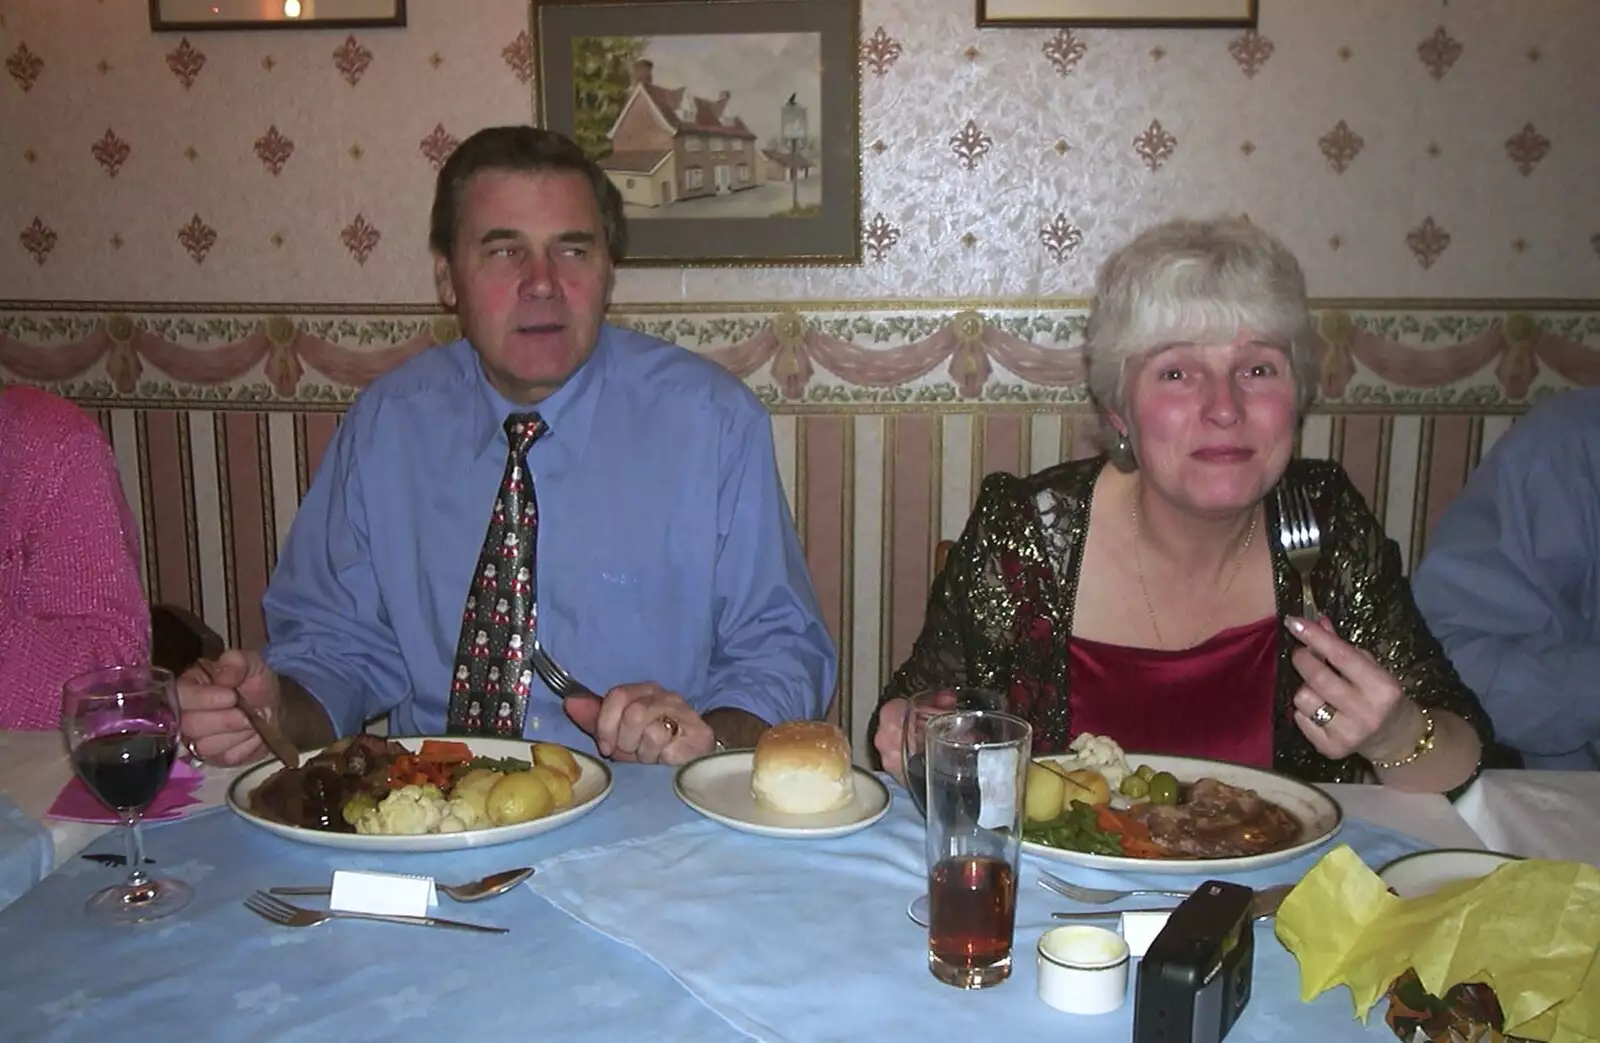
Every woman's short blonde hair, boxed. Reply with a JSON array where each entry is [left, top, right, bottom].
[[1083, 216, 1317, 468]]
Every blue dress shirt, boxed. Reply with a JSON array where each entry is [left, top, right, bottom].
[[262, 325, 837, 750], [1412, 386, 1600, 770]]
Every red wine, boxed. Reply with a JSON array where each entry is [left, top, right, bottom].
[[72, 732, 176, 813], [928, 855, 1017, 970]]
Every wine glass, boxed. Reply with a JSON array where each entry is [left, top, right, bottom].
[[61, 664, 194, 924], [900, 687, 1004, 927]]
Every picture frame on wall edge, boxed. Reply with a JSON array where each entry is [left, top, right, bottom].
[[150, 0, 406, 31], [533, 0, 863, 268], [977, 0, 1256, 29]]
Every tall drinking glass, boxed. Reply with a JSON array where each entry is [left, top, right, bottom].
[[924, 709, 1031, 989], [900, 687, 1005, 817], [61, 664, 194, 924]]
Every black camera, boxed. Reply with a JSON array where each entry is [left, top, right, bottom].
[[1131, 879, 1255, 1043]]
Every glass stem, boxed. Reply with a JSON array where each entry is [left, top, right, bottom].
[[122, 814, 148, 888]]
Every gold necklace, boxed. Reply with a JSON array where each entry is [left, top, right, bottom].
[[1130, 478, 1258, 649]]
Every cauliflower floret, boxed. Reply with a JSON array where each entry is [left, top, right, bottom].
[[438, 796, 486, 834], [1067, 732, 1129, 791], [355, 784, 448, 836]]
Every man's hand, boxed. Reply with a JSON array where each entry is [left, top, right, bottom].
[[563, 682, 715, 766], [177, 649, 282, 766]]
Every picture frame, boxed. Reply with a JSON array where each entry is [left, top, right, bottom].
[[534, 0, 862, 267], [976, 0, 1256, 29], [150, 0, 406, 32]]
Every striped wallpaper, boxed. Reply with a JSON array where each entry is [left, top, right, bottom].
[[83, 403, 1516, 760]]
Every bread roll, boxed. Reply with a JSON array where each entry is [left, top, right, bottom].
[[750, 721, 856, 815]]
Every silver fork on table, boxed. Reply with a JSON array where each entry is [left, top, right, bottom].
[[1037, 870, 1193, 905], [243, 891, 508, 934], [1275, 483, 1323, 620]]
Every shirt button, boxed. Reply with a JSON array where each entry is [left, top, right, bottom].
[[528, 717, 541, 732]]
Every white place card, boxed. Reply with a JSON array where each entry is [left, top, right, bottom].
[[1119, 909, 1173, 958], [329, 869, 438, 917]]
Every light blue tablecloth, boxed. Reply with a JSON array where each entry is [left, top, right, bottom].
[[0, 765, 1426, 1042], [0, 792, 52, 911], [527, 789, 1429, 1043]]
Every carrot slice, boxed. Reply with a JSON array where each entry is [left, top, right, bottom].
[[418, 739, 474, 763]]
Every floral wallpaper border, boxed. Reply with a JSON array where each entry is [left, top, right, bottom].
[[2, 299, 1596, 412]]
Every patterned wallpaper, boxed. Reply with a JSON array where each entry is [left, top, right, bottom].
[[3, 0, 1597, 305]]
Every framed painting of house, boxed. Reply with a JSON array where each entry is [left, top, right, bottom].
[[976, 0, 1255, 28], [533, 0, 862, 266]]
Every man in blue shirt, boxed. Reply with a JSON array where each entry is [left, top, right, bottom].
[[178, 126, 837, 766], [1412, 386, 1600, 770]]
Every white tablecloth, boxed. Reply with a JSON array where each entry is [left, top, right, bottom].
[[1455, 769, 1600, 865]]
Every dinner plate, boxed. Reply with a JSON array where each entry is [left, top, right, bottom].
[[673, 750, 891, 839], [226, 736, 613, 852], [1377, 848, 1522, 899], [1020, 753, 1342, 876]]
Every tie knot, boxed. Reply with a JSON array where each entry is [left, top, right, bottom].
[[505, 412, 545, 454]]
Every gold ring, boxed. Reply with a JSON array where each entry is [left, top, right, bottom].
[[1310, 702, 1337, 727], [658, 715, 681, 739]]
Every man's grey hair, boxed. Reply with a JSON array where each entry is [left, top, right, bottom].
[[1083, 216, 1318, 469]]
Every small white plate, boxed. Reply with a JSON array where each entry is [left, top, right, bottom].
[[1020, 753, 1343, 876], [673, 751, 891, 839], [1377, 848, 1521, 899], [227, 736, 612, 852]]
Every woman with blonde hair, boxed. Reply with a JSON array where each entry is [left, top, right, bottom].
[[874, 216, 1491, 793]]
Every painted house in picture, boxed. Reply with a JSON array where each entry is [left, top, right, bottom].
[[600, 60, 765, 208]]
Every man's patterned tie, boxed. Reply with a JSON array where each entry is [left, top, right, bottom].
[[446, 412, 546, 736]]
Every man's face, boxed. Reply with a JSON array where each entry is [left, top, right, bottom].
[[434, 168, 614, 404]]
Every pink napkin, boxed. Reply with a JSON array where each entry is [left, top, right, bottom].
[[46, 759, 204, 824]]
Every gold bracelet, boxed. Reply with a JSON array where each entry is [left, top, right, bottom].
[[1371, 706, 1437, 770]]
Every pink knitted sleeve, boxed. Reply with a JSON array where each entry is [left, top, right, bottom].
[[0, 391, 151, 729]]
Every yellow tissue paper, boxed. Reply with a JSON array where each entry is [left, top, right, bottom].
[[1274, 845, 1600, 1043]]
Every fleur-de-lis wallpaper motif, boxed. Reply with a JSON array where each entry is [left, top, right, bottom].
[[861, 27, 903, 77], [1039, 214, 1084, 263], [1407, 217, 1451, 270], [1504, 123, 1550, 176], [501, 31, 532, 84], [333, 36, 373, 87], [91, 129, 131, 178], [1228, 31, 1274, 78], [20, 218, 56, 265], [6, 43, 44, 93], [1134, 120, 1177, 172], [420, 124, 460, 171], [166, 38, 206, 90], [178, 214, 218, 265], [254, 126, 295, 176], [863, 213, 901, 262], [1318, 121, 1364, 174], [341, 215, 381, 265], [1417, 26, 1463, 80], [949, 120, 992, 171], [1043, 30, 1087, 76]]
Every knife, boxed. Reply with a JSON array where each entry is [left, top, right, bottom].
[[194, 659, 301, 769]]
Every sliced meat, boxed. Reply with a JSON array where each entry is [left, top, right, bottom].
[[1126, 777, 1301, 858]]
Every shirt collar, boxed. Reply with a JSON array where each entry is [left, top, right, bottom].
[[470, 326, 610, 463]]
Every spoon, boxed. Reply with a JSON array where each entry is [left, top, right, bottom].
[[271, 866, 535, 903], [1049, 883, 1295, 923]]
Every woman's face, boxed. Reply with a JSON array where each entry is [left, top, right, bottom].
[[1115, 335, 1298, 518]]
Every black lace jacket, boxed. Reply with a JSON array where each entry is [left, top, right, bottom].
[[880, 456, 1494, 784]]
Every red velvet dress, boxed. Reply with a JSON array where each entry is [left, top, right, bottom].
[[1067, 616, 1279, 767]]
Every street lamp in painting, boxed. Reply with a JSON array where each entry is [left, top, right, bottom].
[[780, 95, 807, 213]]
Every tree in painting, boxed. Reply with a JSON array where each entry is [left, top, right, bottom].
[[571, 36, 647, 160]]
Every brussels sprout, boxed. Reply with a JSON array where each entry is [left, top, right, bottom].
[[1148, 771, 1180, 806], [341, 791, 379, 827], [1135, 763, 1157, 781], [1119, 773, 1150, 800]]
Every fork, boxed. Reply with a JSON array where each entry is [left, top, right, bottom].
[[1037, 870, 1193, 905], [1275, 483, 1323, 620], [243, 891, 508, 934], [529, 635, 597, 699]]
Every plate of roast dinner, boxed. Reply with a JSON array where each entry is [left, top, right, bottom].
[[1018, 734, 1342, 875], [227, 734, 613, 852]]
